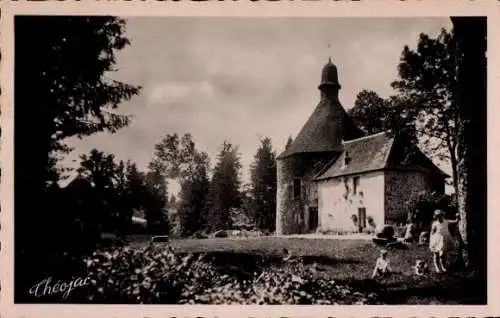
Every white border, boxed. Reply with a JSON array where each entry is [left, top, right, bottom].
[[1, 1, 499, 317]]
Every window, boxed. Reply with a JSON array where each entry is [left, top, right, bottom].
[[293, 178, 301, 198], [353, 176, 360, 194]]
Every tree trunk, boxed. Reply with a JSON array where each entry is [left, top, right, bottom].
[[452, 17, 487, 282], [450, 150, 459, 201]]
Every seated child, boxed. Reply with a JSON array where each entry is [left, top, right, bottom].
[[372, 249, 393, 278]]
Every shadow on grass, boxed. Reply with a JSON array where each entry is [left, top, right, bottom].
[[186, 251, 362, 281], [189, 251, 486, 305], [337, 274, 487, 305], [301, 255, 363, 266], [378, 274, 486, 304]]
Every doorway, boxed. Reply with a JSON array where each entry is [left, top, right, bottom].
[[308, 207, 318, 232]]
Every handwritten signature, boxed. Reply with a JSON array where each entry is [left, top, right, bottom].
[[29, 276, 91, 299]]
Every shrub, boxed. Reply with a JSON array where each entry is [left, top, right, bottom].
[[407, 191, 457, 230], [83, 245, 381, 304]]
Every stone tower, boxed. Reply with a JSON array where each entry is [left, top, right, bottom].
[[275, 59, 364, 235]]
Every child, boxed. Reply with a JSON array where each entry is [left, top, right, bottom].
[[429, 209, 459, 273], [372, 249, 393, 278]]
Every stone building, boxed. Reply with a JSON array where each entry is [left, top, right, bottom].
[[275, 59, 448, 235]]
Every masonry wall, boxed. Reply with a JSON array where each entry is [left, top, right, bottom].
[[317, 171, 385, 233], [276, 153, 335, 235], [384, 170, 439, 223]]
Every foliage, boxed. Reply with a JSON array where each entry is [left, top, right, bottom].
[[143, 169, 170, 234], [15, 16, 140, 194], [285, 135, 294, 150], [77, 149, 122, 233], [348, 90, 417, 143], [15, 16, 141, 292], [367, 215, 376, 228], [391, 28, 459, 194], [177, 164, 210, 236], [84, 245, 380, 304], [249, 137, 277, 232], [406, 191, 457, 230], [150, 133, 210, 236], [205, 141, 243, 232], [237, 185, 258, 231], [75, 149, 169, 236]]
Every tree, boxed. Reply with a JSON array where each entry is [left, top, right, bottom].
[[177, 158, 210, 236], [150, 133, 210, 235], [206, 141, 242, 231], [348, 90, 417, 143], [120, 161, 148, 233], [348, 90, 387, 135], [77, 149, 121, 232], [15, 16, 140, 257], [452, 17, 487, 281], [249, 137, 277, 232], [391, 28, 459, 195], [78, 149, 119, 189], [285, 135, 294, 150], [150, 133, 208, 185], [143, 167, 169, 234]]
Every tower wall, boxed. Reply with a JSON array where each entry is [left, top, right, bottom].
[[276, 152, 337, 235], [276, 59, 363, 235]]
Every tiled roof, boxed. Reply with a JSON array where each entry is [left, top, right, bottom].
[[314, 132, 394, 180], [277, 99, 364, 159], [313, 131, 449, 180]]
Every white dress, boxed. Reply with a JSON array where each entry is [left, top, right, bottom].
[[429, 220, 452, 255]]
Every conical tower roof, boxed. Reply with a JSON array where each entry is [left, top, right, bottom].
[[277, 60, 364, 159]]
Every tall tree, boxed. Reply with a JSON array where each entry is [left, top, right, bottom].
[[143, 166, 169, 234], [249, 137, 277, 232], [177, 156, 210, 236], [206, 141, 242, 231], [285, 135, 294, 150], [77, 149, 121, 232], [150, 133, 210, 235], [121, 161, 148, 233], [348, 90, 417, 143], [391, 28, 459, 195], [348, 90, 387, 135], [15, 16, 140, 256], [452, 17, 487, 282]]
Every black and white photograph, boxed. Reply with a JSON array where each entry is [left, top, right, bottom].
[[7, 12, 488, 308]]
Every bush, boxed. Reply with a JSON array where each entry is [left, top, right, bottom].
[[407, 191, 457, 230], [83, 245, 381, 304]]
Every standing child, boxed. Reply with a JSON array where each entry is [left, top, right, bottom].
[[372, 249, 393, 278], [429, 209, 459, 273]]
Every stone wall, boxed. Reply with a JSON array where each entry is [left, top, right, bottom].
[[384, 170, 437, 223], [276, 153, 335, 235]]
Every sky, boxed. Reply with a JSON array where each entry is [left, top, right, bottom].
[[62, 17, 453, 195]]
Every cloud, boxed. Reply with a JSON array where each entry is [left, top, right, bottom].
[[148, 80, 215, 104], [62, 17, 453, 193]]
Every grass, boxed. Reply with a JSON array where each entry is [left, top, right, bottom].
[[131, 236, 485, 304]]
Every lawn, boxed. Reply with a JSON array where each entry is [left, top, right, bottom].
[[137, 236, 485, 304]]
